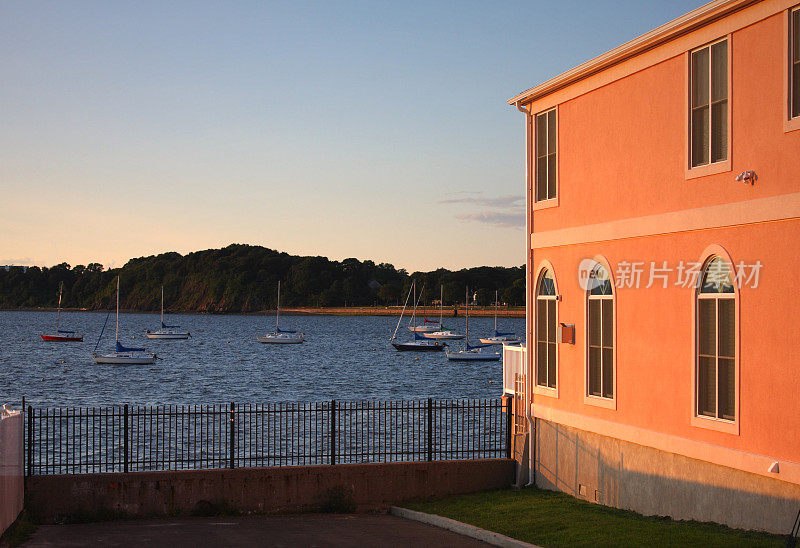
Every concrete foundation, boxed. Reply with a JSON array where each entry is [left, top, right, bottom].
[[26, 459, 515, 523], [534, 418, 800, 535]]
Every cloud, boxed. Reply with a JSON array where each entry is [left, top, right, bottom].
[[456, 212, 525, 228], [0, 257, 37, 266], [440, 195, 523, 208]]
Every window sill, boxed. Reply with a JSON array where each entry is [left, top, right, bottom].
[[584, 394, 617, 410], [690, 414, 739, 435], [685, 158, 732, 180], [784, 116, 800, 133], [533, 384, 559, 398], [533, 197, 559, 211]]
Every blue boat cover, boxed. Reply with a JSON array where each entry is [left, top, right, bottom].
[[493, 330, 515, 337], [57, 329, 76, 334], [276, 327, 297, 334], [116, 341, 146, 353], [466, 342, 492, 351], [413, 332, 431, 341], [161, 322, 180, 329]]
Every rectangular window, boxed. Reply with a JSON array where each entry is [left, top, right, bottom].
[[535, 109, 557, 202], [536, 299, 557, 389], [588, 298, 614, 399], [792, 6, 800, 119], [691, 39, 728, 168], [697, 295, 735, 421]]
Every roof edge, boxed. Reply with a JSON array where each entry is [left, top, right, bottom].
[[507, 0, 759, 106]]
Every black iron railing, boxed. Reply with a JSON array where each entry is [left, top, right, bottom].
[[24, 398, 511, 475]]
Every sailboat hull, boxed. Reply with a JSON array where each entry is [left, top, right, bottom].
[[392, 341, 445, 351], [41, 334, 83, 342], [423, 331, 464, 340], [257, 333, 305, 344], [91, 352, 157, 365], [146, 331, 190, 339], [445, 350, 501, 361]]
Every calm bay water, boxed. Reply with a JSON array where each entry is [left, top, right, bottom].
[[1, 311, 523, 408]]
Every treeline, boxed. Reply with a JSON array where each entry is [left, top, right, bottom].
[[0, 244, 524, 313]]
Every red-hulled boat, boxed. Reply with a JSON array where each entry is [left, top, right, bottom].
[[41, 282, 83, 342]]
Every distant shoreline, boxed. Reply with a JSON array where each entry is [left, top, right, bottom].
[[3, 306, 525, 318]]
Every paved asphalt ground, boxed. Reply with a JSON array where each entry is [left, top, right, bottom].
[[22, 514, 490, 547]]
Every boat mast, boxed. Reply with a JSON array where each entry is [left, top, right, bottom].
[[494, 290, 498, 332], [411, 280, 417, 330], [56, 281, 63, 330], [276, 281, 281, 330], [160, 285, 164, 326], [465, 286, 469, 343], [439, 285, 443, 326], [115, 276, 120, 343], [392, 283, 414, 340]]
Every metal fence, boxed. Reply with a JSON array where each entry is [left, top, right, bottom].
[[24, 398, 511, 475]]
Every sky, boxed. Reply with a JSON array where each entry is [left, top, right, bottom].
[[0, 0, 704, 272]]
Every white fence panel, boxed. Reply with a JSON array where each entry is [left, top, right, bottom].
[[502, 344, 527, 395], [0, 406, 24, 536]]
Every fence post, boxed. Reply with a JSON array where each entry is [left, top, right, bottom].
[[123, 404, 129, 473], [505, 396, 513, 460], [229, 402, 235, 469], [427, 398, 433, 462], [330, 400, 336, 465], [27, 405, 33, 477]]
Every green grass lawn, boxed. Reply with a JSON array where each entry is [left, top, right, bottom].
[[404, 488, 785, 547]]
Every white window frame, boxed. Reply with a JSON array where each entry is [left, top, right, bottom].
[[534, 263, 558, 397], [584, 259, 616, 410], [691, 249, 739, 435], [685, 36, 732, 179], [785, 5, 800, 132], [533, 107, 558, 209]]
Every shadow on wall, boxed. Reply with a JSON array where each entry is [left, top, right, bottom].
[[534, 419, 800, 535]]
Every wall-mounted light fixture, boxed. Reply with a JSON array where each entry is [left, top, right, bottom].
[[735, 170, 757, 185]]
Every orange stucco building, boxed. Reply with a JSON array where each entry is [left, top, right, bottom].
[[506, 0, 800, 533]]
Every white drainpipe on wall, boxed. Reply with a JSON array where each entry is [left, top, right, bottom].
[[515, 100, 536, 488]]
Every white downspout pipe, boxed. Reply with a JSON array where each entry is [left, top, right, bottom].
[[516, 100, 536, 487]]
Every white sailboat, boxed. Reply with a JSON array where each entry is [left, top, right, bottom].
[[391, 280, 445, 351], [146, 285, 190, 339], [423, 285, 464, 340], [446, 287, 501, 361], [92, 277, 157, 365], [407, 284, 439, 333], [257, 281, 305, 344], [479, 290, 520, 345]]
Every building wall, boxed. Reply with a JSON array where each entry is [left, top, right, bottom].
[[522, 0, 800, 479], [516, 0, 800, 529], [535, 419, 800, 534], [536, 9, 799, 233]]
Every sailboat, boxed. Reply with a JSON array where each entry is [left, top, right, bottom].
[[446, 287, 501, 361], [479, 290, 520, 345], [423, 285, 464, 340], [41, 282, 84, 342], [407, 286, 440, 333], [257, 281, 305, 344], [391, 280, 445, 351], [91, 277, 157, 365], [146, 285, 190, 339]]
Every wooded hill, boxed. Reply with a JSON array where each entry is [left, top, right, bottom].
[[0, 244, 525, 313]]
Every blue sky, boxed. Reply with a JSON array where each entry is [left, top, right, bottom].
[[0, 0, 703, 271]]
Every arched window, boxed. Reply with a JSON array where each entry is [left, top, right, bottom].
[[696, 257, 736, 421], [587, 263, 614, 399], [536, 268, 557, 389]]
